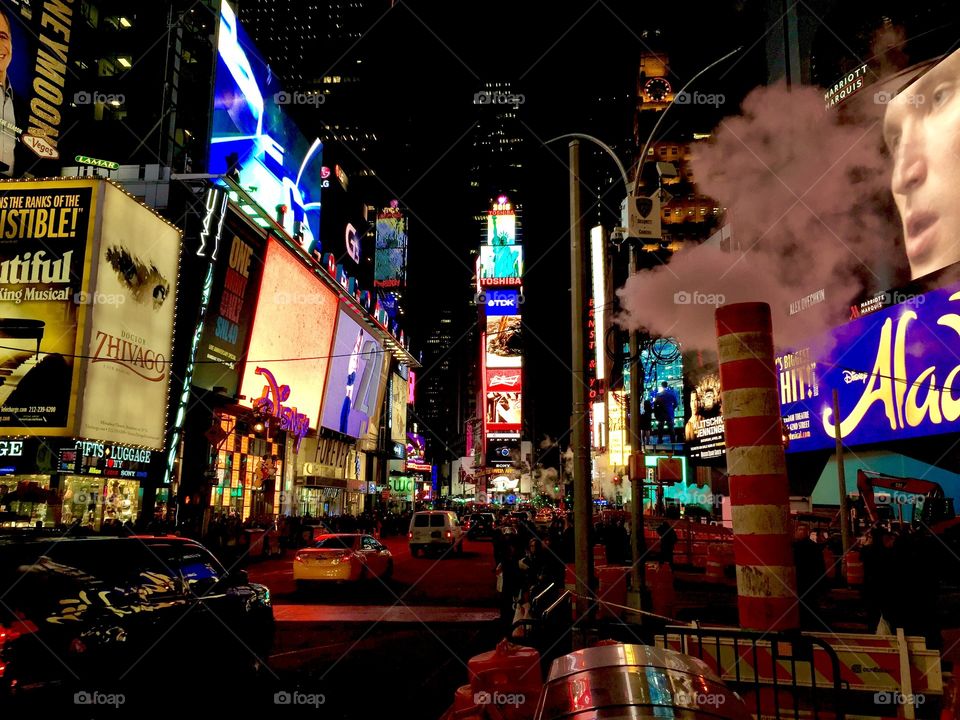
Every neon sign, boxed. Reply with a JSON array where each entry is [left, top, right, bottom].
[[253, 366, 310, 450]]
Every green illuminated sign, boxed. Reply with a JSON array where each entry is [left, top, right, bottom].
[[75, 155, 120, 171]]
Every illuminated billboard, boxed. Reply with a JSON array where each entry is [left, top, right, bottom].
[[0, 180, 97, 433], [407, 432, 430, 472], [685, 366, 725, 463], [374, 208, 407, 289], [487, 368, 521, 393], [485, 316, 522, 368], [193, 212, 266, 395], [320, 309, 387, 438], [487, 438, 520, 467], [239, 239, 338, 428], [1, 2, 79, 176], [478, 244, 523, 286], [484, 289, 521, 316], [487, 211, 516, 245], [78, 183, 181, 449], [389, 372, 408, 443], [780, 279, 960, 453], [486, 391, 521, 434], [211, 2, 323, 251]]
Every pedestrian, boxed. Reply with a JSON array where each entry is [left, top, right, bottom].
[[654, 381, 678, 443]]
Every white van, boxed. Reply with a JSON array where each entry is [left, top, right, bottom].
[[408, 510, 464, 557]]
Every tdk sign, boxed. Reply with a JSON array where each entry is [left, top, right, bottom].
[[485, 290, 520, 316]]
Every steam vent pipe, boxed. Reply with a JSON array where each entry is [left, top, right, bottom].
[[716, 302, 799, 631]]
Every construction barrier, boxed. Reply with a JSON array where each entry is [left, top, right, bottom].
[[844, 550, 864, 586], [596, 565, 629, 620], [647, 561, 676, 618]]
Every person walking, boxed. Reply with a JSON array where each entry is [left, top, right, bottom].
[[654, 382, 679, 443]]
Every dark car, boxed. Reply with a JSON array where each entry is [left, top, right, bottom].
[[466, 513, 497, 539], [0, 535, 274, 706]]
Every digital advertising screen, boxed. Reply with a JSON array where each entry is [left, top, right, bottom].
[[389, 372, 407, 443], [780, 279, 960, 453], [1, 1, 79, 177], [239, 239, 338, 428], [210, 2, 324, 252], [374, 209, 407, 289], [478, 244, 523, 286], [684, 361, 725, 463], [406, 432, 430, 471], [485, 316, 522, 368], [486, 368, 521, 393], [487, 211, 516, 245], [0, 180, 97, 433], [79, 183, 182, 449], [193, 211, 266, 395], [484, 289, 521, 316], [320, 309, 387, 438], [485, 391, 521, 434], [487, 438, 520, 467]]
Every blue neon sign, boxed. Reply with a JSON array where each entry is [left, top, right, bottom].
[[779, 281, 960, 453], [485, 289, 520, 316]]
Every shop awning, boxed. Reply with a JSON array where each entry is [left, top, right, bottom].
[[812, 450, 960, 508]]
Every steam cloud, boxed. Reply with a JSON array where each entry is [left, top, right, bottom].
[[617, 82, 903, 352]]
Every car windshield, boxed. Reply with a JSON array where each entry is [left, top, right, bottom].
[[315, 536, 357, 550]]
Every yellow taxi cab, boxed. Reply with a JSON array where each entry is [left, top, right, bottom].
[[293, 533, 393, 587]]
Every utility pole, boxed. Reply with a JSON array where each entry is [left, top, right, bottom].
[[569, 140, 593, 647], [627, 241, 646, 608]]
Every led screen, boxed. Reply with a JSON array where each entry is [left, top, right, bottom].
[[487, 212, 516, 245], [374, 211, 408, 289], [486, 368, 521, 393], [239, 239, 338, 428], [484, 289, 521, 316], [320, 309, 387, 438], [486, 391, 521, 433], [211, 2, 323, 251], [780, 279, 960, 453], [485, 316, 522, 368], [478, 244, 523, 285]]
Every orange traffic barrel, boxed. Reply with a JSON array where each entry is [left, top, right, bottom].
[[646, 561, 676, 618], [843, 550, 864, 586]]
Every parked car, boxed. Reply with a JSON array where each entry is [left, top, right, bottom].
[[408, 510, 464, 557], [0, 535, 274, 704], [293, 534, 393, 587], [466, 512, 497, 539]]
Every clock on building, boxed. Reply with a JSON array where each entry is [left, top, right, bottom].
[[643, 77, 672, 103]]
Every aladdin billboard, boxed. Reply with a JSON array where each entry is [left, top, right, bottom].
[[0, 179, 180, 450], [780, 280, 960, 453]]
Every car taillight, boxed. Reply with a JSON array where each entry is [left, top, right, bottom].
[[1, 616, 37, 678], [446, 531, 452, 538], [295, 553, 304, 562], [408, 532, 412, 539]]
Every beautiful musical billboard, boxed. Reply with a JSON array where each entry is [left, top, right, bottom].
[[780, 280, 960, 453], [684, 366, 725, 463], [78, 183, 181, 449], [239, 239, 338, 428], [320, 308, 387, 438], [485, 315, 522, 368], [210, 1, 323, 251], [0, 180, 97, 432]]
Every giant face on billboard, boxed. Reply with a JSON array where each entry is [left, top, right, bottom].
[[193, 211, 265, 395], [485, 316, 522, 368], [478, 245, 523, 286], [211, 2, 323, 251], [79, 183, 181, 449], [780, 279, 960, 452], [320, 309, 386, 438], [239, 239, 338, 428], [0, 180, 97, 432], [1, 2, 78, 178]]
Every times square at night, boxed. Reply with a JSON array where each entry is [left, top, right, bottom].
[[5, 0, 960, 717]]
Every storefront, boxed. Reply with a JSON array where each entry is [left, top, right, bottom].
[[0, 438, 156, 529], [293, 433, 360, 518], [207, 411, 285, 521]]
